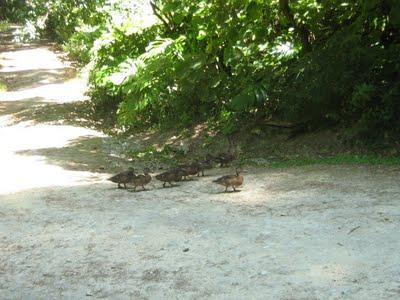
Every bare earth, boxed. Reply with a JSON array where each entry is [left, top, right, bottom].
[[1, 27, 400, 299]]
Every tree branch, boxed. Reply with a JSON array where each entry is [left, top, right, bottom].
[[279, 0, 312, 52], [216, 49, 232, 77], [150, 1, 174, 32]]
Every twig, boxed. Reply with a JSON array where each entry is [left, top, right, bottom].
[[347, 226, 361, 235]]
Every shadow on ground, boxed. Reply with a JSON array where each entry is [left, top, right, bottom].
[[0, 25, 52, 52], [15, 135, 127, 174], [0, 97, 45, 115], [1, 68, 76, 91], [7, 100, 106, 129]]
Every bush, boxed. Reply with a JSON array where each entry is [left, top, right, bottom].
[[5, 0, 400, 144], [0, 0, 28, 22], [63, 25, 104, 64]]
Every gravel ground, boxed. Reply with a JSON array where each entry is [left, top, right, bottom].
[[1, 26, 400, 300]]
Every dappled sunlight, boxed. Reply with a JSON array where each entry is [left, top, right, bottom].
[[1, 123, 104, 151], [0, 48, 65, 72], [0, 41, 87, 105], [0, 78, 89, 103], [0, 155, 105, 196], [0, 123, 107, 196], [0, 98, 44, 116], [0, 39, 105, 196], [16, 135, 116, 174]]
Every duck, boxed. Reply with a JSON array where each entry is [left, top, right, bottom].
[[131, 168, 152, 192], [198, 158, 213, 176], [213, 167, 244, 192], [178, 162, 201, 178], [210, 136, 238, 167], [174, 165, 191, 180], [155, 169, 184, 187], [108, 167, 135, 189], [213, 152, 236, 167]]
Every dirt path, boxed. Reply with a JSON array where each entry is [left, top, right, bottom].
[[1, 27, 400, 299]]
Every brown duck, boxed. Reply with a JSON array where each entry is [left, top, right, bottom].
[[108, 167, 135, 189], [131, 168, 152, 192], [178, 162, 201, 178], [175, 165, 191, 180], [211, 136, 237, 167], [198, 158, 213, 176], [213, 152, 236, 167], [155, 169, 184, 187], [213, 167, 244, 192]]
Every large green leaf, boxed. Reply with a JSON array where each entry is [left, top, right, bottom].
[[229, 84, 267, 111]]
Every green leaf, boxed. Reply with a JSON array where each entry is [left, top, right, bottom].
[[229, 84, 268, 111], [197, 29, 207, 40]]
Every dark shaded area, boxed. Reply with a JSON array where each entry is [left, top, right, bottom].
[[1, 68, 76, 91], [9, 100, 109, 130], [16, 135, 121, 174], [0, 97, 45, 115], [0, 25, 51, 52], [0, 96, 106, 131]]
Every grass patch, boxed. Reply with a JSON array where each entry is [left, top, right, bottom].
[[0, 80, 7, 92], [0, 20, 10, 32], [128, 144, 187, 165], [246, 154, 400, 168]]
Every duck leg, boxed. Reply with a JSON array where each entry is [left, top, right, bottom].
[[142, 185, 146, 190], [224, 186, 228, 193], [163, 182, 166, 188], [118, 183, 121, 189], [133, 186, 136, 192], [233, 186, 236, 192], [123, 183, 127, 189]]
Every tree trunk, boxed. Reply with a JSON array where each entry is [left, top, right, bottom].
[[150, 1, 174, 32], [279, 0, 312, 52]]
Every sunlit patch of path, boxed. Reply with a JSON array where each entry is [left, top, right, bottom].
[[0, 47, 88, 103], [0, 29, 106, 196]]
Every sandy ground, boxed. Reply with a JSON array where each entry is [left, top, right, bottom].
[[1, 26, 400, 299]]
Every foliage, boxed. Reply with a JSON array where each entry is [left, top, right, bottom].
[[62, 25, 104, 64], [3, 0, 400, 143], [246, 154, 400, 169], [0, 0, 27, 22], [0, 80, 7, 92], [0, 20, 9, 32]]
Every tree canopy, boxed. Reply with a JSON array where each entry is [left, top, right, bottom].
[[2, 0, 400, 143]]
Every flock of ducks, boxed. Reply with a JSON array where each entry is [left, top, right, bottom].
[[108, 151, 244, 193]]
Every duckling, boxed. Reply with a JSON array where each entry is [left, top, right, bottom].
[[213, 152, 236, 167], [198, 158, 213, 176], [175, 166, 191, 180], [178, 162, 201, 178], [206, 153, 216, 162], [213, 167, 244, 192], [155, 169, 183, 187], [108, 167, 135, 189], [131, 168, 152, 192], [211, 136, 237, 167]]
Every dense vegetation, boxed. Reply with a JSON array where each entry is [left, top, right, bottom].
[[2, 0, 400, 144]]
